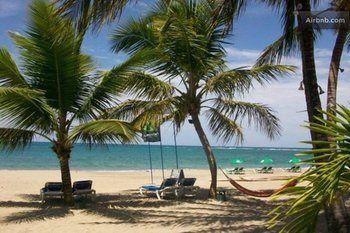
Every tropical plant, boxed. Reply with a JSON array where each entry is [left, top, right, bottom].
[[0, 0, 139, 205], [253, 0, 350, 229], [269, 106, 350, 232], [107, 0, 295, 198]]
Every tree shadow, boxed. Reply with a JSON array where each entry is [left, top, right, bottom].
[[1, 189, 279, 232]]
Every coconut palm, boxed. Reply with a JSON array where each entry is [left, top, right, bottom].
[[268, 106, 350, 232], [107, 0, 295, 197], [0, 0, 140, 205]]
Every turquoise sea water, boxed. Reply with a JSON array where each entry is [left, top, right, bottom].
[[0, 142, 306, 170]]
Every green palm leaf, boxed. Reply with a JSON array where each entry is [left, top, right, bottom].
[[213, 98, 281, 139], [205, 65, 295, 97], [0, 128, 36, 151], [0, 48, 27, 87], [206, 107, 243, 143], [69, 119, 137, 145], [269, 106, 350, 232], [0, 87, 55, 132], [12, 0, 92, 112]]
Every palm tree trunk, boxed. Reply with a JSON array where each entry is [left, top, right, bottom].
[[59, 153, 74, 205], [326, 27, 347, 117], [296, 1, 324, 143], [324, 26, 350, 232], [191, 113, 217, 198]]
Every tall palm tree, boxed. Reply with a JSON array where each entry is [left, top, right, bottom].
[[0, 0, 139, 205], [254, 1, 350, 229], [107, 0, 295, 197]]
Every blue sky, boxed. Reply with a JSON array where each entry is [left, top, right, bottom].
[[0, 0, 349, 148]]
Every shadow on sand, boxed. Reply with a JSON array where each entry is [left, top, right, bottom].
[[0, 189, 280, 232]]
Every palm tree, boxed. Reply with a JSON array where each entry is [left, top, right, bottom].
[[0, 0, 139, 205], [254, 1, 350, 229], [268, 106, 350, 232], [107, 0, 295, 198]]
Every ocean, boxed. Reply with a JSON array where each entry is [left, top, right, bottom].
[[0, 142, 307, 170]]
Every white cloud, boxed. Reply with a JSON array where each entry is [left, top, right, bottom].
[[226, 48, 261, 60]]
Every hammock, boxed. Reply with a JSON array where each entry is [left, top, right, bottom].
[[220, 168, 298, 197]]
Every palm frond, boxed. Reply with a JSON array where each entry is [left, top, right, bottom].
[[0, 128, 36, 151], [255, 27, 300, 66], [209, 0, 247, 34], [123, 72, 174, 100], [11, 0, 93, 113], [69, 119, 137, 145], [110, 16, 157, 54], [205, 65, 295, 97], [261, 0, 297, 49], [269, 106, 350, 232], [74, 51, 152, 121], [105, 98, 174, 130], [213, 98, 281, 139], [56, 0, 136, 31], [206, 107, 243, 144], [0, 87, 55, 133], [0, 48, 27, 87]]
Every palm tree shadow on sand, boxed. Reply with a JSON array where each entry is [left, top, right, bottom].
[[0, 189, 292, 232]]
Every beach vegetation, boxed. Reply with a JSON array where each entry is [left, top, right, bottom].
[[268, 106, 350, 232], [0, 0, 140, 205], [107, 0, 295, 198]]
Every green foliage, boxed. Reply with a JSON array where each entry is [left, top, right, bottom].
[[108, 0, 294, 144], [55, 0, 135, 32], [268, 106, 350, 232], [0, 0, 137, 151]]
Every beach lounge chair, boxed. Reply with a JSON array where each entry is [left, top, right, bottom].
[[40, 182, 63, 203], [257, 167, 267, 173], [287, 165, 301, 173], [236, 167, 245, 174], [72, 180, 96, 198], [173, 178, 200, 199], [265, 166, 274, 174], [139, 178, 178, 198], [287, 165, 296, 172], [227, 167, 239, 174]]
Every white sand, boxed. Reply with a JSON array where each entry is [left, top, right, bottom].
[[0, 169, 302, 233]]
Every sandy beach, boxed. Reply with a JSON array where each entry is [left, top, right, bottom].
[[0, 169, 305, 233]]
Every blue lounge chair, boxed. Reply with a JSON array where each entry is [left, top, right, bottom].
[[139, 178, 178, 198], [72, 180, 96, 198], [174, 178, 200, 198], [40, 182, 63, 203]]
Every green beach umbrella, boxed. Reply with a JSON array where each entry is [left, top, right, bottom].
[[260, 158, 274, 165], [289, 157, 301, 164], [231, 159, 244, 165]]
